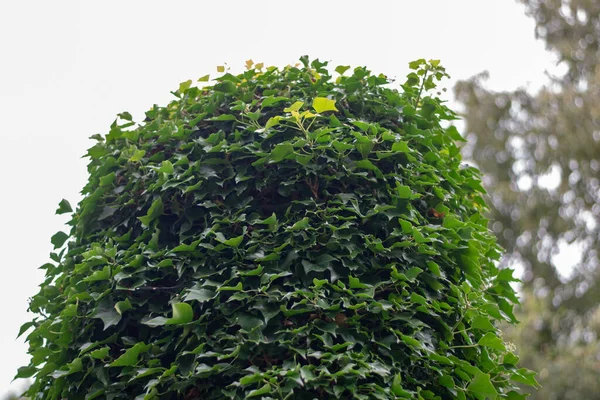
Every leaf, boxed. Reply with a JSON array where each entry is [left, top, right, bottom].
[[51, 231, 69, 249], [210, 114, 237, 121], [99, 172, 115, 186], [55, 199, 72, 215], [392, 141, 410, 153], [216, 234, 244, 248], [178, 79, 192, 93], [159, 160, 174, 174], [471, 316, 495, 331], [400, 335, 422, 348], [467, 372, 498, 399], [165, 302, 194, 325], [197, 74, 210, 82], [217, 65, 225, 72], [129, 149, 146, 162], [94, 308, 121, 330], [264, 116, 281, 130], [218, 282, 243, 292], [247, 383, 271, 398], [171, 239, 201, 252], [14, 366, 37, 379], [115, 299, 132, 315], [90, 347, 110, 359], [478, 332, 506, 351], [262, 97, 289, 108], [110, 342, 150, 367], [284, 101, 304, 112], [185, 288, 217, 303], [409, 59, 426, 70], [312, 97, 338, 113], [240, 373, 264, 386], [511, 368, 539, 387], [156, 259, 174, 268], [335, 65, 351, 75], [396, 184, 412, 199], [257, 213, 277, 225], [270, 143, 294, 162], [138, 197, 164, 226], [290, 217, 310, 231]]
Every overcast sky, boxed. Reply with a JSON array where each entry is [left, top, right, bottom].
[[0, 0, 559, 395]]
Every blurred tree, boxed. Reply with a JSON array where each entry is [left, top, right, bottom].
[[455, 0, 600, 397]]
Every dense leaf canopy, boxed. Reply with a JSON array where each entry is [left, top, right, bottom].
[[18, 58, 531, 399]]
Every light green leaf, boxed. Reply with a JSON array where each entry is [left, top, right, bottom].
[[247, 383, 271, 398], [264, 116, 281, 130], [138, 197, 164, 226], [159, 160, 174, 174], [110, 342, 150, 367], [216, 234, 244, 248], [90, 347, 110, 359], [165, 302, 194, 325], [312, 97, 338, 113], [290, 217, 310, 231], [467, 372, 498, 399], [478, 332, 506, 351], [284, 101, 304, 112], [115, 298, 132, 315], [335, 65, 351, 75], [258, 213, 277, 225], [392, 141, 410, 153], [396, 184, 412, 199], [471, 316, 495, 331], [218, 282, 243, 292], [129, 149, 146, 162], [178, 80, 192, 93]]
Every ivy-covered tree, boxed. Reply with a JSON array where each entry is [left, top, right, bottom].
[[17, 58, 533, 399]]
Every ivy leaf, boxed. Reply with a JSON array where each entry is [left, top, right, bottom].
[[471, 316, 495, 331], [247, 383, 271, 398], [270, 143, 294, 162], [165, 302, 194, 325], [185, 288, 217, 303], [335, 65, 351, 75], [396, 184, 412, 199], [94, 307, 121, 331], [312, 97, 338, 113], [138, 197, 164, 226], [290, 217, 310, 231], [55, 199, 73, 215], [90, 347, 110, 360], [51, 231, 69, 249], [467, 372, 498, 399], [110, 342, 150, 367], [115, 299, 132, 315], [478, 332, 506, 351], [284, 101, 304, 112]]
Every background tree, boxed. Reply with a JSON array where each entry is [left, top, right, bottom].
[[455, 0, 600, 397]]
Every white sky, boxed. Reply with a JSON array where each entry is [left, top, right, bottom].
[[0, 0, 559, 395]]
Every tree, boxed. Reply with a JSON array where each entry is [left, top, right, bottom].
[[455, 0, 600, 397], [18, 58, 531, 399]]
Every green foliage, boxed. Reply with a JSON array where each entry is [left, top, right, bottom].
[[19, 58, 531, 399]]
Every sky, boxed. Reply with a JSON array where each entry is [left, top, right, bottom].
[[0, 0, 560, 395]]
